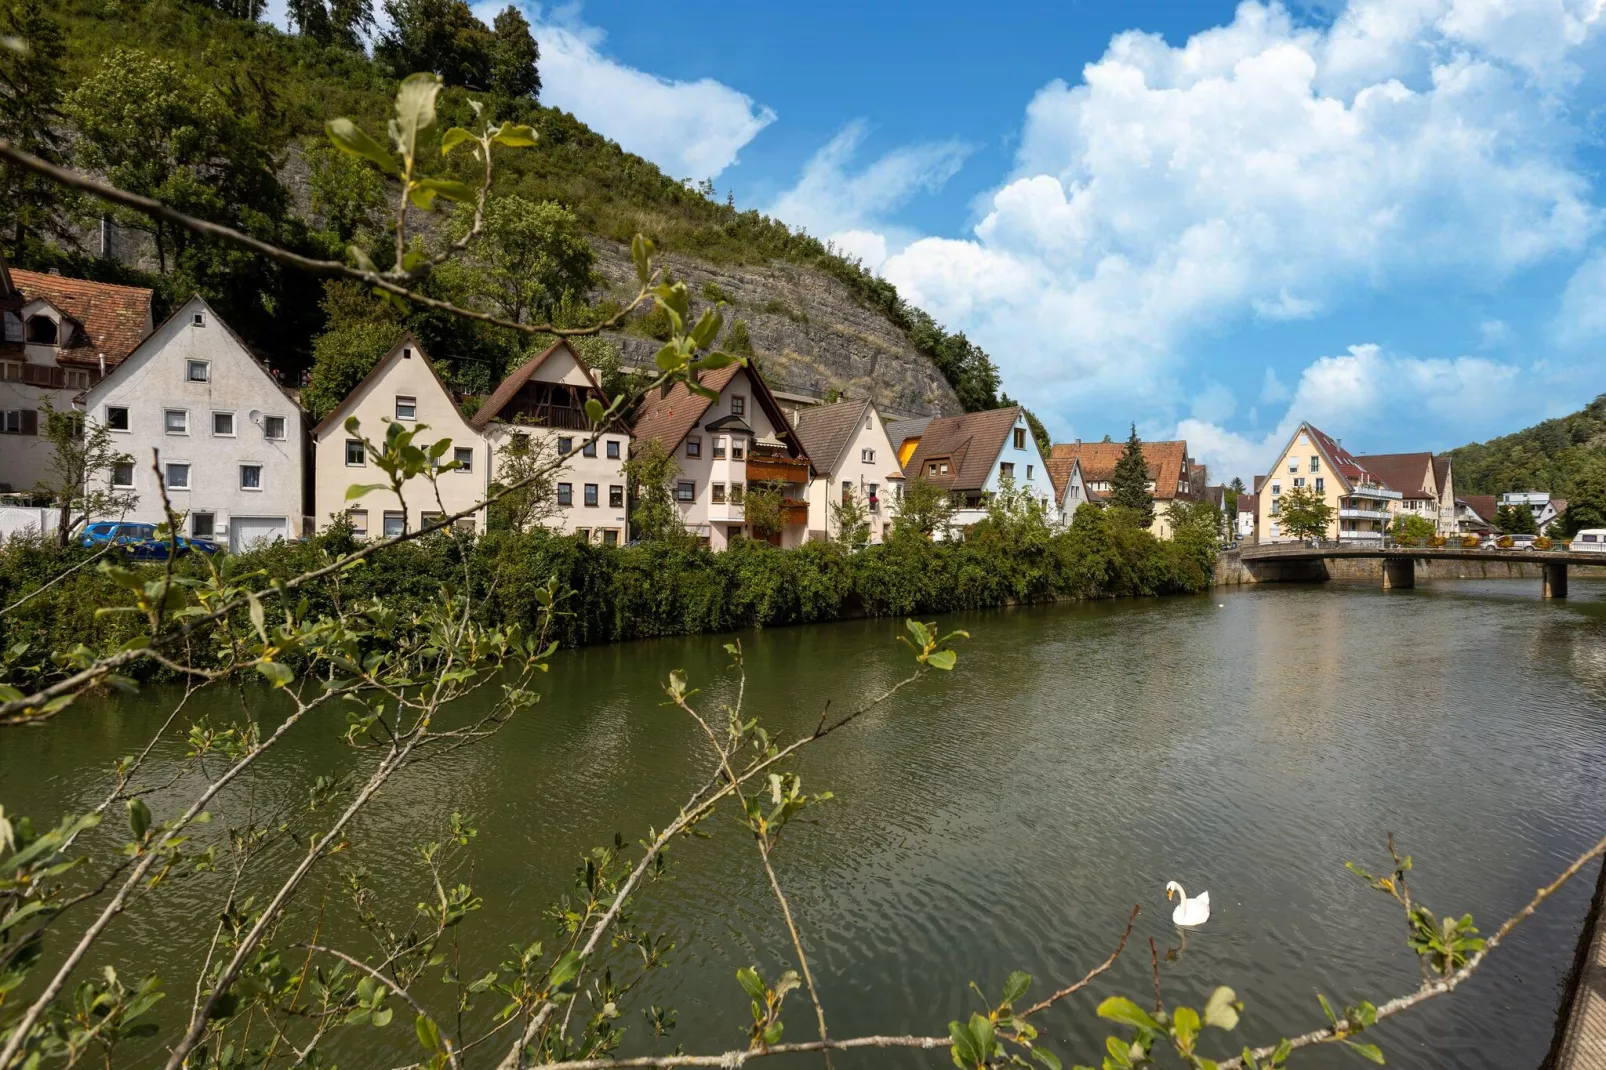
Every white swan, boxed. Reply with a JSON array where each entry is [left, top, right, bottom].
[[1166, 881, 1210, 927]]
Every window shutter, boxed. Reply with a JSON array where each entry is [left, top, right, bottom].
[[20, 409, 36, 435]]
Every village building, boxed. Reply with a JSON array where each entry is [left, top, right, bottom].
[[630, 364, 813, 550], [1236, 492, 1257, 542], [1457, 495, 1497, 535], [904, 407, 1055, 532], [1257, 423, 1401, 543], [312, 336, 490, 537], [82, 296, 307, 549], [1355, 452, 1457, 535], [789, 398, 903, 543], [1043, 452, 1089, 527], [1047, 438, 1198, 538], [468, 340, 629, 544]]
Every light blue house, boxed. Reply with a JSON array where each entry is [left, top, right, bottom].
[[901, 406, 1055, 533]]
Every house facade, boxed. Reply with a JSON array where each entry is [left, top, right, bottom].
[[312, 336, 490, 537], [630, 364, 813, 550], [790, 398, 902, 543], [82, 297, 306, 550], [1457, 495, 1496, 534], [470, 340, 630, 544], [1043, 452, 1089, 526], [1047, 438, 1198, 538], [904, 406, 1055, 532], [1498, 490, 1566, 532], [1236, 492, 1257, 541], [1355, 452, 1456, 535], [1257, 423, 1401, 543], [0, 256, 153, 494]]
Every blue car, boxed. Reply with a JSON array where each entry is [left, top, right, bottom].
[[81, 522, 157, 548], [125, 536, 223, 562]]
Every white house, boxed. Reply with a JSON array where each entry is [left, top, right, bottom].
[[1044, 452, 1089, 526], [1, 253, 153, 494], [790, 398, 903, 543], [630, 363, 813, 550], [1499, 490, 1567, 532], [312, 335, 489, 537], [903, 406, 1055, 532], [82, 296, 306, 550], [1235, 492, 1257, 541], [468, 340, 630, 544]]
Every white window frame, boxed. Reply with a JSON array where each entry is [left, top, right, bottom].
[[262, 415, 287, 441], [239, 464, 263, 491], [186, 360, 210, 383], [111, 461, 135, 489], [861, 448, 875, 463], [164, 408, 189, 435], [212, 411, 236, 437], [191, 511, 216, 539], [382, 511, 405, 537], [394, 395, 417, 421], [345, 439, 366, 467], [164, 461, 191, 491], [106, 406, 130, 433], [453, 446, 473, 472], [346, 509, 369, 537]]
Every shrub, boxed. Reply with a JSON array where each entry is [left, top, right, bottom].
[[1497, 535, 1514, 548], [1427, 535, 1447, 547], [1535, 536, 1554, 550], [1461, 535, 1481, 548]]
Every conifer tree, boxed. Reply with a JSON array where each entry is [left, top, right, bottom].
[[0, 0, 74, 251], [1109, 423, 1154, 527], [489, 5, 540, 101]]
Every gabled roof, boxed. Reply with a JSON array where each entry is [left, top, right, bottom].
[[1238, 492, 1258, 515], [1044, 453, 1082, 508], [469, 339, 606, 430], [1048, 439, 1190, 501], [312, 333, 455, 437], [904, 406, 1023, 492], [791, 399, 873, 477], [1297, 424, 1379, 490], [630, 361, 809, 463], [887, 416, 931, 447], [10, 268, 153, 367], [1461, 495, 1497, 525], [1356, 452, 1436, 499], [1432, 455, 1451, 495]]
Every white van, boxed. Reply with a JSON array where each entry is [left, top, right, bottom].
[[1573, 529, 1606, 553]]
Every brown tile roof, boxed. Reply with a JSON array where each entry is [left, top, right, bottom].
[[630, 362, 811, 466], [905, 407, 1023, 492], [790, 399, 872, 475], [1355, 452, 1436, 499], [1238, 492, 1257, 515], [1461, 495, 1497, 525], [1044, 453, 1079, 507], [1048, 439, 1190, 500], [11, 268, 153, 367], [1432, 456, 1451, 496], [1301, 424, 1380, 489], [469, 339, 606, 430]]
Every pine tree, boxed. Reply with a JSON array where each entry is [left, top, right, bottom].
[[1109, 424, 1154, 527], [0, 0, 74, 251], [489, 6, 540, 101]]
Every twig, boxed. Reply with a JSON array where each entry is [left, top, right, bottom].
[[1019, 904, 1140, 1019], [304, 944, 461, 1070], [1, 544, 112, 615], [1149, 936, 1161, 1014]]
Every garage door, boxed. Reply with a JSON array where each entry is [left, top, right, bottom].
[[230, 516, 288, 552]]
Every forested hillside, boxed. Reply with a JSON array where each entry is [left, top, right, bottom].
[[1448, 394, 1606, 499], [0, 0, 1000, 416]]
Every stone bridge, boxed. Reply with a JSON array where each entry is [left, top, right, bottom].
[[1235, 543, 1603, 598]]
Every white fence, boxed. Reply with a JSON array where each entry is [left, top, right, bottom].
[[0, 506, 62, 541]]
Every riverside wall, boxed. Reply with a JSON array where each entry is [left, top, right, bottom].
[[1214, 549, 1606, 587]]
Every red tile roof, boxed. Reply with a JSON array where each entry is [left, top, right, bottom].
[[11, 268, 153, 367], [630, 362, 811, 465], [1355, 452, 1437, 499], [904, 407, 1024, 493], [1048, 439, 1190, 500], [469, 339, 606, 430], [1461, 495, 1497, 526], [1301, 424, 1381, 489], [1044, 454, 1080, 507], [1238, 492, 1257, 515]]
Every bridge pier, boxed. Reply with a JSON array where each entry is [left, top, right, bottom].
[[1544, 562, 1569, 600], [1381, 557, 1415, 590]]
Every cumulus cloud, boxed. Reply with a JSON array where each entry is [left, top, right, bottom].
[[1554, 250, 1606, 345], [874, 0, 1602, 425]]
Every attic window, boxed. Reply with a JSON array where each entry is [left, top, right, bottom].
[[26, 316, 57, 345], [191, 312, 205, 327], [402, 347, 413, 359], [731, 395, 746, 417]]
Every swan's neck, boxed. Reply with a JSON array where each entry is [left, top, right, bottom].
[[1174, 884, 1187, 904]]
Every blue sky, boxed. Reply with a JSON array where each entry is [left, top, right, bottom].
[[270, 0, 1606, 480]]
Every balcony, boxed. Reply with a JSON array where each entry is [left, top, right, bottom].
[[745, 452, 810, 485], [1349, 483, 1402, 501], [1339, 507, 1390, 520], [1338, 529, 1385, 542], [780, 501, 808, 527]]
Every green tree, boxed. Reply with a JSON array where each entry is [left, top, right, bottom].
[[1389, 513, 1436, 542], [744, 483, 785, 542], [1494, 503, 1538, 535], [33, 402, 136, 546], [0, 0, 73, 250], [724, 319, 754, 355], [305, 140, 388, 249], [1559, 464, 1606, 536], [377, 0, 494, 87], [288, 0, 373, 48], [439, 196, 594, 325], [830, 486, 870, 549], [891, 476, 954, 540], [624, 439, 683, 543], [1109, 424, 1154, 527], [489, 5, 540, 101], [1277, 483, 1334, 541], [487, 430, 559, 531]]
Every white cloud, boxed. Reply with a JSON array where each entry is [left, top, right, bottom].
[[1259, 367, 1291, 405], [873, 0, 1602, 426], [1554, 250, 1606, 344], [488, 3, 774, 181], [769, 122, 970, 269]]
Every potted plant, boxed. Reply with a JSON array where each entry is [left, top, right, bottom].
[[1497, 534, 1514, 548], [1428, 535, 1447, 547], [1460, 534, 1480, 548], [1535, 535, 1554, 550]]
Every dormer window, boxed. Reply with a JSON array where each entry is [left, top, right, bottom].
[[26, 316, 57, 345]]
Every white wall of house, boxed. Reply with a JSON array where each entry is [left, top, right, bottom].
[[952, 412, 1055, 530], [0, 302, 99, 493], [82, 298, 306, 550], [313, 338, 488, 537], [804, 404, 902, 543], [1055, 462, 1089, 527]]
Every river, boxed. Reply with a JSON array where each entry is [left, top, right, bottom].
[[5, 579, 1606, 1068]]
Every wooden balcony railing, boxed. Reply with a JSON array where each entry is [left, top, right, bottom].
[[746, 454, 809, 484], [780, 502, 808, 526]]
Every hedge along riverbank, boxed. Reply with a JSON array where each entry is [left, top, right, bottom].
[[0, 504, 1217, 675]]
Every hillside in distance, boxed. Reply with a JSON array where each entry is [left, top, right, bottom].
[[1448, 394, 1606, 497], [21, 0, 995, 418]]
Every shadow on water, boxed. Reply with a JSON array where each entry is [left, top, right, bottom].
[[3, 579, 1606, 1068]]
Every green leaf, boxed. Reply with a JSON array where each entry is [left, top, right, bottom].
[[690, 351, 739, 372], [346, 483, 387, 501], [1097, 996, 1160, 1032], [1032, 1047, 1063, 1070], [736, 967, 766, 1002], [653, 343, 684, 374], [1203, 986, 1241, 1031], [1317, 993, 1337, 1025], [548, 950, 582, 992], [256, 661, 294, 688], [761, 1021, 783, 1045], [490, 122, 538, 147], [247, 593, 266, 642], [1001, 970, 1032, 1006], [1173, 1005, 1201, 1042], [631, 234, 654, 286], [1344, 1041, 1385, 1064], [371, 1005, 392, 1028], [948, 1019, 981, 1066], [392, 72, 443, 159], [413, 177, 476, 205], [415, 1013, 441, 1052], [585, 399, 605, 426], [440, 127, 475, 155], [325, 118, 397, 174], [126, 798, 151, 841], [925, 649, 957, 671], [689, 308, 723, 349]]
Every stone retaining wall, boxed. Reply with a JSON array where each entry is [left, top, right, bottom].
[[1213, 548, 1606, 587]]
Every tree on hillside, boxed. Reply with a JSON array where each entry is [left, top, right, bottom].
[[1495, 504, 1538, 535], [438, 196, 594, 326], [0, 0, 75, 251], [489, 5, 541, 101], [1109, 424, 1154, 527], [301, 281, 406, 419], [1277, 484, 1334, 542], [207, 0, 268, 20], [377, 0, 494, 87], [1559, 463, 1606, 536], [34, 403, 136, 546], [288, 0, 374, 49], [305, 141, 388, 249]]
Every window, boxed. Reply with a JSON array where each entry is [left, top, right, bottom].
[[346, 509, 368, 537], [576, 528, 590, 543], [841, 480, 852, 505], [1294, 477, 1305, 488], [453, 447, 474, 472], [730, 482, 745, 504], [213, 411, 235, 436], [112, 461, 134, 488], [607, 440, 620, 460], [686, 437, 701, 458], [64, 369, 89, 390], [1315, 477, 1325, 493], [383, 511, 405, 537], [106, 406, 129, 431], [186, 360, 209, 382], [26, 316, 57, 345], [557, 483, 573, 507], [731, 441, 745, 460], [1288, 459, 1299, 473], [191, 311, 205, 327], [557, 437, 573, 455], [675, 481, 695, 502], [0, 409, 36, 435], [712, 482, 726, 504], [263, 416, 286, 440], [731, 395, 746, 416], [421, 512, 444, 530], [395, 395, 416, 420], [192, 512, 215, 538], [861, 448, 876, 464], [609, 484, 624, 508], [1310, 456, 1320, 472], [345, 439, 365, 466], [1271, 482, 1281, 495], [602, 529, 618, 546], [1582, 534, 1598, 543], [1000, 462, 1015, 478], [239, 464, 262, 490], [582, 440, 597, 458], [868, 483, 879, 511], [164, 409, 188, 434], [1013, 428, 1026, 450], [1027, 464, 1034, 480], [454, 518, 475, 534], [584, 483, 598, 507], [728, 526, 744, 542], [712, 438, 726, 459], [165, 462, 190, 490]]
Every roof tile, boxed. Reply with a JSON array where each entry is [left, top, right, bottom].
[[790, 399, 872, 475], [11, 269, 153, 367], [904, 407, 1023, 492], [1048, 439, 1190, 500]]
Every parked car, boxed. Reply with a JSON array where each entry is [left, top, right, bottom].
[[125, 536, 223, 561], [1505, 534, 1539, 550], [81, 522, 157, 548], [1573, 529, 1606, 553]]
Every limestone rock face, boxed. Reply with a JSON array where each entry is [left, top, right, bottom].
[[594, 242, 962, 420]]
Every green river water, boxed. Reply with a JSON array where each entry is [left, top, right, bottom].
[[5, 578, 1606, 1068]]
